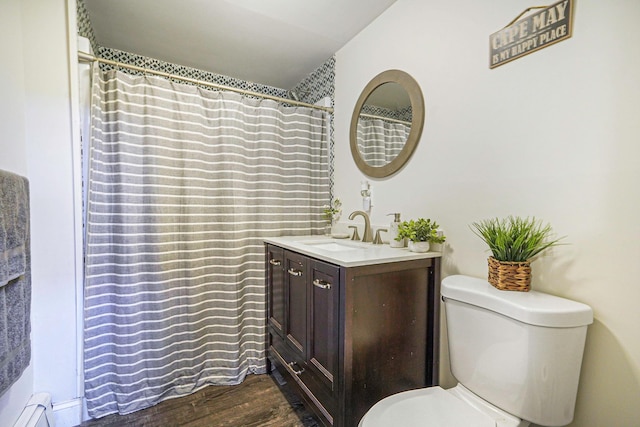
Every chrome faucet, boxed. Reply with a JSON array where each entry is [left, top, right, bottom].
[[348, 210, 373, 243]]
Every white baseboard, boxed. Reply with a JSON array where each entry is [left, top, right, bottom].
[[52, 398, 87, 427]]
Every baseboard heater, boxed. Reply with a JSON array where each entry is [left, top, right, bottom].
[[14, 393, 55, 427]]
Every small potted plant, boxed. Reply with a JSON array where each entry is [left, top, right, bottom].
[[396, 218, 446, 253], [321, 198, 342, 235], [470, 216, 564, 291]]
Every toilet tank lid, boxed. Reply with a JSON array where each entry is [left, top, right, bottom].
[[441, 275, 593, 327]]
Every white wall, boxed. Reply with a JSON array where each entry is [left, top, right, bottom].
[[22, 0, 80, 412], [0, 0, 34, 424], [335, 0, 639, 426], [0, 0, 81, 425], [0, 0, 29, 173]]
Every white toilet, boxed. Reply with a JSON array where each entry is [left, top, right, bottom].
[[359, 274, 593, 427]]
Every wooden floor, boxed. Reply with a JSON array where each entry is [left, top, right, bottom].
[[76, 374, 321, 427]]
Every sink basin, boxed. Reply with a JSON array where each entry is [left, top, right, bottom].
[[302, 241, 364, 252]]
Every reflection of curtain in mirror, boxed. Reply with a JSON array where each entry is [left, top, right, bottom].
[[356, 118, 410, 167]]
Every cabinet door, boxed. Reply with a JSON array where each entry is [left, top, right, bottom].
[[266, 245, 285, 338], [308, 259, 340, 393], [284, 251, 307, 360]]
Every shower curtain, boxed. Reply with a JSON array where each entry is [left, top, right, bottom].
[[84, 68, 329, 417], [356, 117, 410, 167]]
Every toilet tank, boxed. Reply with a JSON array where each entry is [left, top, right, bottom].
[[442, 275, 593, 427]]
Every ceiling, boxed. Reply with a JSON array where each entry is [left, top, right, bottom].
[[84, 0, 398, 90]]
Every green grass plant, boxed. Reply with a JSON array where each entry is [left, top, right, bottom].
[[470, 216, 564, 262]]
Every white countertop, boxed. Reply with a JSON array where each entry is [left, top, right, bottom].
[[264, 235, 441, 267]]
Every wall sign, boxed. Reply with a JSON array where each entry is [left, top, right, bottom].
[[490, 0, 573, 69]]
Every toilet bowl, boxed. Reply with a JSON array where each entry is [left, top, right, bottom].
[[359, 275, 593, 427]]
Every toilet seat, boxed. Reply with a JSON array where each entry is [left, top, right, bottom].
[[359, 386, 494, 427], [359, 385, 524, 427]]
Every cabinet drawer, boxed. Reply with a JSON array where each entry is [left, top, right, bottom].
[[269, 343, 335, 426]]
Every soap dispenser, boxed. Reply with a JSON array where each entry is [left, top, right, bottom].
[[388, 213, 404, 248]]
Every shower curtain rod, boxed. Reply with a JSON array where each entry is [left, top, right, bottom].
[[359, 112, 411, 126], [77, 51, 334, 113]]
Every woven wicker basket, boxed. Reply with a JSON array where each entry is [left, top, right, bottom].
[[487, 257, 531, 292]]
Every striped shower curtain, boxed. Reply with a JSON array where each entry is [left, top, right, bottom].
[[356, 118, 410, 167], [84, 69, 329, 417]]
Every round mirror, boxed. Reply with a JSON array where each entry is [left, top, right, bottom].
[[350, 70, 425, 178]]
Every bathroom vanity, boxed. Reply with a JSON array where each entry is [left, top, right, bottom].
[[264, 236, 441, 427]]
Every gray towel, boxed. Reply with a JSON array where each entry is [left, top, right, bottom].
[[0, 170, 31, 398], [0, 171, 29, 287]]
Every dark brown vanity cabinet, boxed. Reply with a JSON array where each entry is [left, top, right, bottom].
[[266, 243, 441, 427]]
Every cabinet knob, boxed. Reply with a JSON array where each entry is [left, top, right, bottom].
[[288, 361, 305, 375], [287, 268, 303, 276], [313, 279, 332, 290], [269, 259, 281, 266]]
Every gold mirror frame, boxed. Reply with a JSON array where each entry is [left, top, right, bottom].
[[349, 69, 425, 178]]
